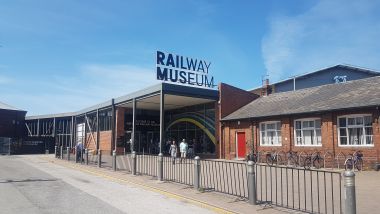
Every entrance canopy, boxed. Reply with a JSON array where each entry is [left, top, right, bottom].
[[75, 83, 218, 114], [25, 82, 219, 155]]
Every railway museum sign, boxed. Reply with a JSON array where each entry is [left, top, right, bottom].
[[156, 51, 216, 88]]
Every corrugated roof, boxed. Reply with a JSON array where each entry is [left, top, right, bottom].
[[0, 101, 23, 111], [223, 76, 380, 121], [248, 64, 380, 91]]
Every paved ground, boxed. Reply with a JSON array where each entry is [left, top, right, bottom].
[[3, 154, 379, 214], [0, 155, 214, 214]]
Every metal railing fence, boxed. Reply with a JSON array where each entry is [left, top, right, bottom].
[[137, 154, 158, 177], [200, 159, 248, 198], [163, 156, 194, 186], [116, 154, 132, 172], [255, 163, 342, 214], [54, 150, 348, 214]]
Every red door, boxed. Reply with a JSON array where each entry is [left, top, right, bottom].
[[237, 132, 246, 159]]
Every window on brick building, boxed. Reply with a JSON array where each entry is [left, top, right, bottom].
[[294, 118, 322, 146], [260, 121, 282, 146], [338, 115, 373, 146], [99, 109, 113, 131]]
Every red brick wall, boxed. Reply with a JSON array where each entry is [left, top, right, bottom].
[[85, 131, 112, 154], [222, 107, 380, 168], [218, 83, 259, 158], [222, 120, 253, 159]]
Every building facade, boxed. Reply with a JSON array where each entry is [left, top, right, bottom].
[[2, 64, 379, 167], [0, 102, 26, 154], [222, 76, 380, 168], [24, 83, 219, 157], [250, 64, 380, 95]]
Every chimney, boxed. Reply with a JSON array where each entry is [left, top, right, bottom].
[[261, 77, 270, 96]]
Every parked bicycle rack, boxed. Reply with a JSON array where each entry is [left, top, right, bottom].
[[335, 152, 346, 170], [297, 151, 308, 167], [323, 151, 334, 169], [276, 150, 286, 165]]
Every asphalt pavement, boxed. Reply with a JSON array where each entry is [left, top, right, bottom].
[[0, 155, 214, 214]]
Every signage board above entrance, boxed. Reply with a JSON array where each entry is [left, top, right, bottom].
[[156, 51, 216, 89]]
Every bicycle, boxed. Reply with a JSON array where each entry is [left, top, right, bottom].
[[303, 152, 323, 169], [345, 151, 363, 171], [246, 151, 257, 163], [266, 151, 281, 165], [286, 151, 299, 167]]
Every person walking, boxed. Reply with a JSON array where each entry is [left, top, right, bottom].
[[76, 142, 83, 163], [169, 140, 177, 165], [179, 139, 188, 163]]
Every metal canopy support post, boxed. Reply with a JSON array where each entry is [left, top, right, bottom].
[[158, 90, 165, 181], [37, 119, 40, 137], [53, 117, 56, 150], [111, 99, 116, 154], [70, 116, 74, 148], [74, 117, 77, 148], [131, 98, 136, 152], [84, 113, 87, 149], [96, 109, 100, 152], [159, 91, 165, 154], [53, 117, 56, 137]]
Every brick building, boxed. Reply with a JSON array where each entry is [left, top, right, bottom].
[[221, 76, 380, 167], [14, 64, 380, 164]]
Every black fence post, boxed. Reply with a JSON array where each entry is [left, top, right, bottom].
[[344, 170, 356, 214], [54, 146, 58, 158], [98, 149, 102, 167], [80, 149, 84, 164], [158, 153, 163, 181], [67, 147, 70, 161], [194, 156, 201, 190], [247, 161, 257, 205], [60, 146, 63, 159], [112, 150, 117, 171], [85, 149, 89, 165], [132, 151, 137, 175]]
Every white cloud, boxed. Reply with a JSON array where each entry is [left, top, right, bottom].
[[262, 0, 380, 81]]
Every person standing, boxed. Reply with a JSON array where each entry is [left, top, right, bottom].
[[169, 140, 177, 165], [179, 139, 188, 163]]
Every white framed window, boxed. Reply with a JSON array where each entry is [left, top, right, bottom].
[[260, 121, 282, 146], [338, 114, 373, 147], [76, 123, 85, 145], [294, 118, 322, 146]]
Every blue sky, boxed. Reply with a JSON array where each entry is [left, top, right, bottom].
[[1, 0, 380, 115]]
